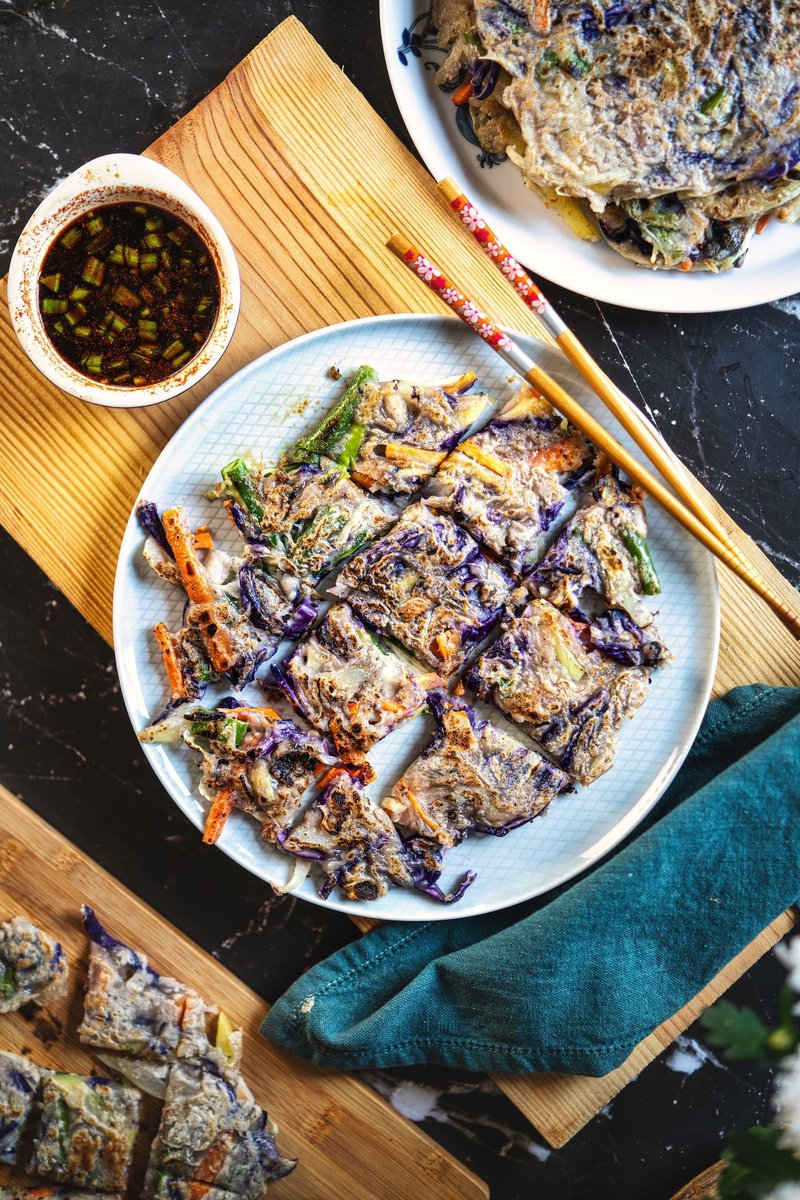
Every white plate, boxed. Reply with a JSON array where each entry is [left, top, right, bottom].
[[380, 1, 800, 314], [114, 314, 719, 921]]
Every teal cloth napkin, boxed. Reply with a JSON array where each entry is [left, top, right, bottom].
[[262, 685, 800, 1076]]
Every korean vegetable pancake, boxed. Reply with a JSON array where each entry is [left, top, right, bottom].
[[0, 917, 68, 1013], [433, 0, 800, 270]]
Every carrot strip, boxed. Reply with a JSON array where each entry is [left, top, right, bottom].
[[349, 470, 377, 489], [756, 214, 771, 235], [153, 622, 185, 700], [380, 698, 406, 713], [434, 630, 460, 660], [193, 526, 214, 551], [679, 259, 693, 272], [203, 786, 236, 845], [444, 369, 477, 392], [458, 440, 511, 477], [195, 1135, 234, 1183], [316, 765, 349, 790], [452, 677, 465, 696], [529, 437, 588, 473], [225, 706, 280, 720], [452, 80, 474, 106], [383, 443, 448, 466], [162, 507, 215, 604]]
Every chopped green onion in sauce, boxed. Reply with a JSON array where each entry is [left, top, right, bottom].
[[38, 203, 220, 387]]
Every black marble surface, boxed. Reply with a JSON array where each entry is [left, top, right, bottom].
[[0, 3, 798, 1198]]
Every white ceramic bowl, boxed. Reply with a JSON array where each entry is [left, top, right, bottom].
[[7, 154, 240, 408]]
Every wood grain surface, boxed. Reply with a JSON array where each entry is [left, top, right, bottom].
[[0, 787, 488, 1200], [0, 16, 798, 1148]]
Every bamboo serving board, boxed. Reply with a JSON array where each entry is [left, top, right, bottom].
[[1, 16, 799, 1149], [0, 787, 487, 1199]]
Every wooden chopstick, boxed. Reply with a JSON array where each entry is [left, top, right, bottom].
[[436, 176, 737, 554], [387, 232, 800, 639]]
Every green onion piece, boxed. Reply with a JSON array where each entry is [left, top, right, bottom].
[[98, 311, 114, 332], [132, 375, 147, 385], [41, 298, 68, 314], [190, 719, 212, 739], [196, 296, 212, 315], [554, 633, 586, 682], [112, 285, 142, 310], [52, 320, 65, 334], [113, 372, 131, 384], [193, 331, 204, 344], [154, 272, 169, 295], [221, 458, 263, 519], [172, 350, 191, 368], [701, 85, 728, 114], [160, 249, 172, 268], [139, 306, 151, 316], [69, 287, 90, 301], [140, 286, 156, 304], [0, 964, 15, 998], [107, 358, 126, 370], [140, 251, 158, 273], [229, 717, 249, 748], [623, 531, 661, 595], [337, 422, 366, 471], [167, 226, 188, 245], [561, 49, 590, 78], [133, 344, 158, 360], [40, 273, 61, 293], [73, 325, 91, 338], [83, 354, 103, 374], [82, 257, 106, 286], [110, 313, 129, 333], [290, 364, 378, 464], [145, 215, 163, 231], [132, 204, 148, 216], [124, 245, 140, 268], [108, 243, 125, 265], [84, 214, 105, 235], [143, 232, 163, 249], [86, 230, 113, 254], [163, 339, 184, 360], [535, 49, 561, 81], [65, 303, 87, 326], [59, 226, 81, 249], [138, 318, 158, 341]]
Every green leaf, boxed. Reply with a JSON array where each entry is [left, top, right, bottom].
[[700, 999, 772, 1062], [720, 1126, 800, 1199]]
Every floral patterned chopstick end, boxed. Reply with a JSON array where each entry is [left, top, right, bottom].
[[436, 177, 567, 338], [386, 233, 514, 353]]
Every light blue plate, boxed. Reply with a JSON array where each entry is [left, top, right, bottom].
[[113, 314, 719, 920]]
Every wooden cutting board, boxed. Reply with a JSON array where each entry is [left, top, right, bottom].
[[1, 15, 799, 1149], [0, 787, 488, 1199]]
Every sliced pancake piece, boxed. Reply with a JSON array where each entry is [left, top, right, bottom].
[[0, 1051, 51, 1165], [0, 917, 68, 1014], [466, 597, 655, 785], [347, 373, 491, 496], [145, 1061, 295, 1199], [78, 907, 230, 1067], [272, 603, 430, 765], [332, 501, 512, 674], [138, 503, 315, 716], [426, 385, 595, 575], [29, 1074, 140, 1194], [221, 462, 396, 585], [174, 704, 337, 846], [382, 694, 569, 846], [282, 769, 474, 904], [526, 469, 664, 633]]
